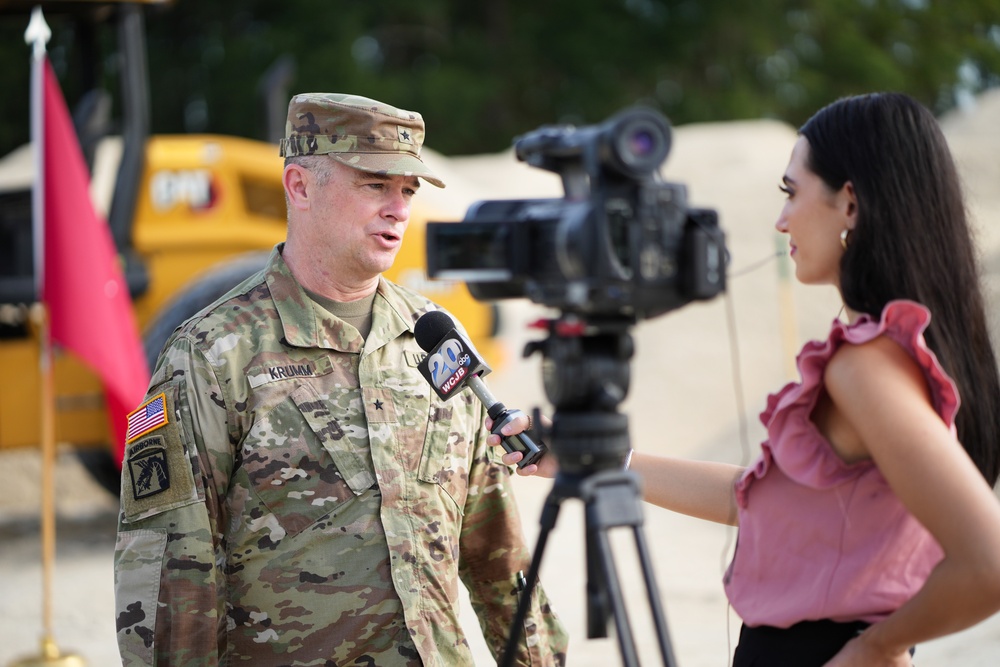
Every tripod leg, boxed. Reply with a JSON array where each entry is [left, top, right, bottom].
[[591, 527, 642, 666], [633, 526, 679, 667], [498, 486, 566, 667], [586, 528, 610, 638], [583, 470, 680, 667]]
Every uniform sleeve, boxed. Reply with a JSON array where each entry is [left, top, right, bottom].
[[114, 335, 233, 666], [457, 402, 568, 666]]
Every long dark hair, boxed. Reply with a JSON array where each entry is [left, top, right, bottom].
[[800, 92, 1000, 485]]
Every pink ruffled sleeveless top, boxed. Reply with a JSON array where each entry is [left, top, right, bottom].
[[724, 300, 957, 628]]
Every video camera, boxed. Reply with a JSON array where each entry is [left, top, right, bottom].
[[426, 106, 726, 321], [424, 108, 721, 666]]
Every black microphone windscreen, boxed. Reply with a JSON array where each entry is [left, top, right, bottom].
[[414, 310, 456, 352]]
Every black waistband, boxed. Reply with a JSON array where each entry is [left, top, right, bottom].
[[733, 619, 870, 667]]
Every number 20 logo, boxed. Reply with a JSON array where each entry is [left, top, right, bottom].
[[428, 339, 464, 386]]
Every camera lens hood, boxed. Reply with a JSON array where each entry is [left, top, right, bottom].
[[601, 107, 673, 178]]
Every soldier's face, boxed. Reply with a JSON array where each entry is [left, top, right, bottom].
[[312, 159, 420, 280]]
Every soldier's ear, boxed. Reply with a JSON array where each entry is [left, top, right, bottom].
[[283, 163, 311, 212]]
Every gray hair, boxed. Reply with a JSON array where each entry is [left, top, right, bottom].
[[284, 154, 335, 185]]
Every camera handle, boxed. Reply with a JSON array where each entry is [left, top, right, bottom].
[[498, 320, 678, 667]]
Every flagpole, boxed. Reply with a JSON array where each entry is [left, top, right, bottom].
[[10, 8, 86, 667]]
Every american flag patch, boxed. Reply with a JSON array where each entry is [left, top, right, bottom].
[[126, 393, 169, 443]]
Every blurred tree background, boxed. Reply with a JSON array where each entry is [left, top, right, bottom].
[[1, 0, 999, 157]]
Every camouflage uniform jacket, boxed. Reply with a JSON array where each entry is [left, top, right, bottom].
[[114, 244, 567, 666]]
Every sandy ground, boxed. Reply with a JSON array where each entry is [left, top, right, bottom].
[[3, 90, 1000, 665]]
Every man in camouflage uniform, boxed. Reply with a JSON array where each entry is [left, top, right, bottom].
[[114, 93, 568, 666]]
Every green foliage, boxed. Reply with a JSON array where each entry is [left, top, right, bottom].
[[1, 0, 999, 158]]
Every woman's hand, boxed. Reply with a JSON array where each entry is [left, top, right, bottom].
[[485, 413, 559, 478], [823, 633, 912, 667]]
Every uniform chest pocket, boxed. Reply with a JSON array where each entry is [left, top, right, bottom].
[[241, 384, 376, 536], [416, 400, 474, 513]]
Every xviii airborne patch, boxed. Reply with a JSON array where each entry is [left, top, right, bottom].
[[128, 436, 171, 499]]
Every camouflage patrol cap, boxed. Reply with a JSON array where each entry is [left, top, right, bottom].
[[279, 92, 445, 188]]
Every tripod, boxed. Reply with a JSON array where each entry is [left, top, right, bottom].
[[499, 317, 678, 667]]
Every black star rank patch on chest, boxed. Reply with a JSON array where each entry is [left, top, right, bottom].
[[363, 388, 397, 424]]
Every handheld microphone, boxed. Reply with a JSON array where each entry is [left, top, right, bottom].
[[414, 310, 546, 468]]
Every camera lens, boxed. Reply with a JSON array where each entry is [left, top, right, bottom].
[[626, 128, 657, 157], [603, 109, 672, 177]]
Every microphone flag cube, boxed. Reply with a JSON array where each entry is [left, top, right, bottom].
[[417, 327, 492, 401]]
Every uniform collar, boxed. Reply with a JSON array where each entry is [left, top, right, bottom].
[[265, 243, 416, 354]]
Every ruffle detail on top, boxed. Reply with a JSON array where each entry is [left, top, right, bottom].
[[735, 300, 959, 508]]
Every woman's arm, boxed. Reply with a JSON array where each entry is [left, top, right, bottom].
[[631, 453, 743, 526], [488, 414, 743, 526], [824, 336, 1000, 665]]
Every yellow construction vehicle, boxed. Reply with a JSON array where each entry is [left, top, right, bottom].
[[0, 0, 499, 494]]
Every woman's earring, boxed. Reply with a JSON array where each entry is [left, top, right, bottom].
[[840, 229, 850, 250]]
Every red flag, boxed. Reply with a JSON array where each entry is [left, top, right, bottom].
[[39, 58, 150, 466]]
